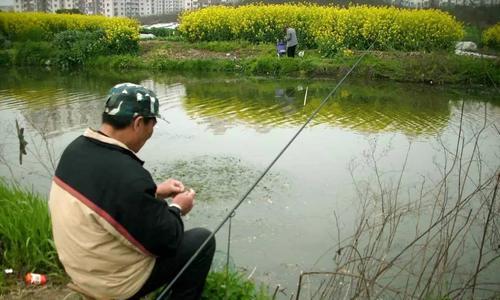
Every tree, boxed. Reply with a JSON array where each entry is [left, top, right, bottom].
[[55, 8, 82, 14]]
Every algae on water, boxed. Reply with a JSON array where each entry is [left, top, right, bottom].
[[151, 155, 287, 203]]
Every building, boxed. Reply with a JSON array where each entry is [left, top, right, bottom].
[[12, 0, 500, 15], [99, 0, 187, 16], [83, 0, 103, 15], [12, 0, 186, 16], [441, 0, 500, 5], [29, 0, 103, 14], [139, 0, 153, 16], [13, 0, 46, 12], [184, 0, 194, 10], [140, 0, 184, 16], [0, 5, 15, 11], [396, 0, 500, 6], [101, 0, 139, 17]]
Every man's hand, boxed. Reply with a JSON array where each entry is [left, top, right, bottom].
[[156, 178, 185, 199], [172, 189, 195, 216]]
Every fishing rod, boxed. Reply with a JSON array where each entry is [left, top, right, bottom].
[[156, 42, 375, 300]]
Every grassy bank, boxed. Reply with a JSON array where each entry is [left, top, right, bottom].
[[87, 40, 499, 86], [0, 180, 270, 298], [2, 38, 498, 86]]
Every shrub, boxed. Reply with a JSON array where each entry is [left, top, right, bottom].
[[0, 31, 9, 49], [482, 23, 500, 49], [55, 8, 82, 14], [53, 29, 108, 68], [179, 4, 464, 54], [14, 41, 53, 66], [0, 49, 12, 66]]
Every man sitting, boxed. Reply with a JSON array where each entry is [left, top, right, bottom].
[[49, 83, 215, 299]]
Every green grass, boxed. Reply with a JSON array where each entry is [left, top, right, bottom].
[[90, 54, 147, 69], [202, 269, 270, 300], [0, 180, 64, 287], [190, 40, 253, 52], [143, 269, 270, 300]]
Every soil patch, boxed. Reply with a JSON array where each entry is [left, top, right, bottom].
[[3, 285, 76, 300], [139, 40, 266, 60]]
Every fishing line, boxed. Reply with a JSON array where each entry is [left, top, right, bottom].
[[156, 42, 375, 300]]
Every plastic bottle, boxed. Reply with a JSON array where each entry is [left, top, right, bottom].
[[24, 272, 47, 285]]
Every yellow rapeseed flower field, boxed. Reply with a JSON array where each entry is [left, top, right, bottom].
[[0, 12, 139, 45], [179, 4, 463, 53]]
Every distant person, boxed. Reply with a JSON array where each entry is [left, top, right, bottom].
[[285, 26, 298, 58], [49, 83, 215, 300]]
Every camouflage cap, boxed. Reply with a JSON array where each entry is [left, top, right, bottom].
[[104, 83, 161, 119]]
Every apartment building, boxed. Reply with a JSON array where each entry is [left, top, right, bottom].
[[444, 0, 500, 4], [139, 0, 153, 16], [0, 5, 15, 11], [84, 0, 103, 15], [101, 0, 139, 17], [13, 0, 189, 15], [397, 0, 500, 6], [14, 0, 46, 12], [143, 0, 184, 16], [18, 0, 100, 14], [184, 0, 193, 9], [46, 0, 74, 12]]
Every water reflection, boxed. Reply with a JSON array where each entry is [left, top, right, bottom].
[[0, 70, 187, 137], [19, 96, 103, 138], [275, 87, 298, 116], [1, 69, 497, 139], [182, 80, 453, 136], [1, 71, 494, 139]]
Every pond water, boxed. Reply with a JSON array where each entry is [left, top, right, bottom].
[[0, 68, 499, 298]]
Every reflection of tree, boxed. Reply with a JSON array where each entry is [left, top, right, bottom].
[[1, 68, 149, 97], [21, 98, 103, 138], [0, 69, 159, 137], [0, 69, 194, 137], [183, 80, 455, 136]]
